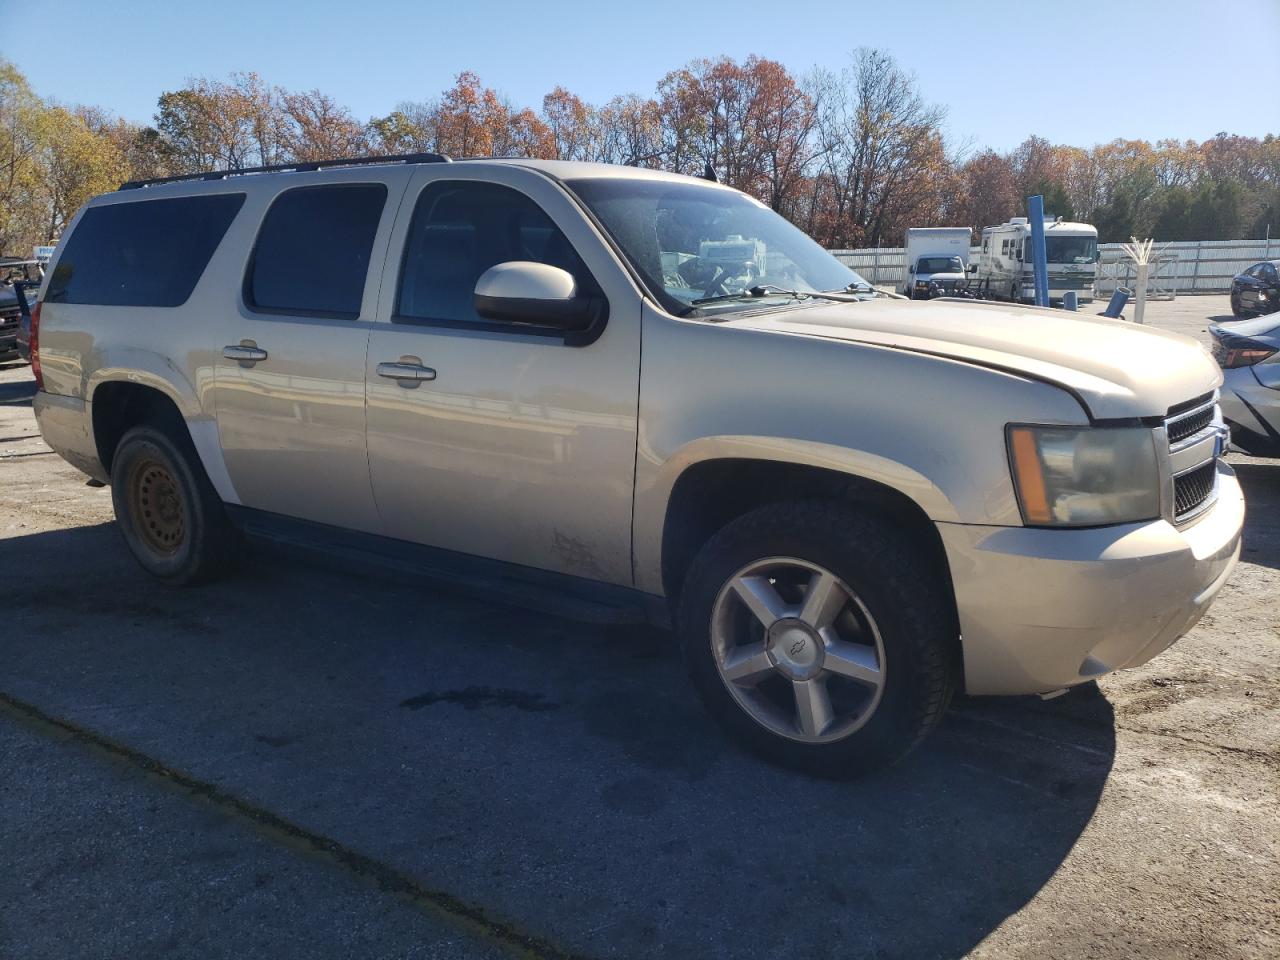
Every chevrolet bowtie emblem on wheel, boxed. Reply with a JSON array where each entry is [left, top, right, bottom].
[[789, 637, 807, 656]]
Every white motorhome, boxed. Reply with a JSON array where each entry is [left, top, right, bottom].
[[976, 217, 1098, 304], [901, 227, 972, 298]]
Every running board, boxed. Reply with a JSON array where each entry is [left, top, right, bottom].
[[225, 506, 666, 627]]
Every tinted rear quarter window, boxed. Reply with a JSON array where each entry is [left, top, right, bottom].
[[45, 193, 245, 306], [245, 184, 387, 318]]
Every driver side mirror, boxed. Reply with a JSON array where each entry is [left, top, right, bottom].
[[967, 263, 978, 274], [474, 261, 598, 333]]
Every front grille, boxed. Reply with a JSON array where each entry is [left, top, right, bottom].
[[1167, 392, 1214, 417], [1164, 393, 1221, 522], [1166, 402, 1215, 444], [1049, 276, 1093, 290], [1174, 460, 1217, 518]]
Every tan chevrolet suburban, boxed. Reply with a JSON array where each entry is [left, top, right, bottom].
[[29, 154, 1244, 777]]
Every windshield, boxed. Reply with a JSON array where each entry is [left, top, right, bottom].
[[917, 256, 964, 273], [566, 178, 868, 315], [1043, 236, 1098, 264]]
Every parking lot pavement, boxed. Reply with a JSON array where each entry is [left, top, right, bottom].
[[1, 295, 1277, 959], [1, 717, 508, 960]]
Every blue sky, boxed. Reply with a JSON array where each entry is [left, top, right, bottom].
[[4, 0, 1278, 153]]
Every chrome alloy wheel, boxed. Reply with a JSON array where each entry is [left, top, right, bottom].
[[710, 557, 886, 743]]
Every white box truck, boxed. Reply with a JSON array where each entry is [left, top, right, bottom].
[[902, 227, 973, 299]]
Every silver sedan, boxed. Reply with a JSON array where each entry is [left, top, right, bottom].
[[1212, 315, 1280, 456]]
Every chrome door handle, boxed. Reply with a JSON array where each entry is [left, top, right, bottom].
[[377, 358, 437, 386], [222, 342, 268, 365]]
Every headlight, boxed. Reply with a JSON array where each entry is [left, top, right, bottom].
[[1007, 425, 1160, 526]]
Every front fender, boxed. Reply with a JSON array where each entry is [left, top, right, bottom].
[[632, 307, 1091, 595]]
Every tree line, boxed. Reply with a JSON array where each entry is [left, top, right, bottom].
[[3, 52, 1278, 256]]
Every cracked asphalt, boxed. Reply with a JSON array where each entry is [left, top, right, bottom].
[[1, 295, 1277, 959]]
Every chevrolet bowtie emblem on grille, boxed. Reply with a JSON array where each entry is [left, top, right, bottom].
[[1213, 424, 1230, 458]]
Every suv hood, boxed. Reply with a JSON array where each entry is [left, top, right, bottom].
[[916, 271, 966, 282], [738, 298, 1221, 419]]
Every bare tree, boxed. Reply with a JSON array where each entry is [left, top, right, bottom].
[[594, 94, 663, 167], [811, 49, 948, 246], [277, 90, 368, 162]]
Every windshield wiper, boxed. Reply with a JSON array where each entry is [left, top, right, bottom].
[[691, 284, 862, 307]]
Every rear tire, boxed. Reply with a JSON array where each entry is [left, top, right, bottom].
[[678, 501, 958, 779], [110, 425, 238, 584]]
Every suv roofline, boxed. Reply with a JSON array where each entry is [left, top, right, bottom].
[[119, 155, 717, 193], [118, 151, 454, 191]]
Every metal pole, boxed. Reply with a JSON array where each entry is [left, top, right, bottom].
[[1134, 261, 1148, 325], [1028, 195, 1049, 307]]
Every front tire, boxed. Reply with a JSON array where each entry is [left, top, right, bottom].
[[678, 501, 958, 779], [1231, 293, 1248, 318], [110, 425, 238, 584]]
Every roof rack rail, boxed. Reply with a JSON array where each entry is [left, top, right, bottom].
[[118, 152, 452, 191]]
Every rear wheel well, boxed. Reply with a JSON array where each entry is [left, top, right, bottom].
[[660, 459, 958, 630], [91, 382, 189, 474]]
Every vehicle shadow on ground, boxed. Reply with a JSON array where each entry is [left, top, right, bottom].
[[0, 372, 35, 406], [0, 520, 1117, 959], [1236, 460, 1280, 571]]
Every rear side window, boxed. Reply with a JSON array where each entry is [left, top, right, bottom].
[[45, 193, 245, 307], [245, 184, 387, 318]]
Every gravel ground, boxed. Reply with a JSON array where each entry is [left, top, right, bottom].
[[0, 295, 1276, 959]]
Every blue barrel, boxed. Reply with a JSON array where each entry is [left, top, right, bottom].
[[1062, 291, 1078, 312], [1101, 287, 1130, 318]]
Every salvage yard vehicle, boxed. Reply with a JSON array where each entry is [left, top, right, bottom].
[[28, 155, 1244, 777], [976, 216, 1098, 304], [900, 226, 972, 299], [1211, 314, 1280, 456], [0, 257, 41, 362], [1229, 259, 1280, 318]]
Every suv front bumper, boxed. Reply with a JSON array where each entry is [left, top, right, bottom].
[[938, 462, 1244, 696]]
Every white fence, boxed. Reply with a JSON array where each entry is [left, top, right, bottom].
[[829, 238, 1280, 294]]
